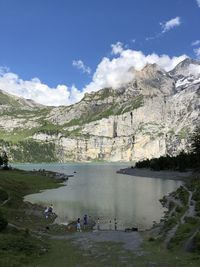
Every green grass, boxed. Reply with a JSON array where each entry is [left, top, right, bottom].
[[25, 238, 200, 267], [0, 231, 48, 267], [175, 186, 189, 206], [169, 222, 199, 249], [61, 94, 144, 127], [0, 169, 64, 267], [0, 169, 61, 200], [0, 92, 22, 107], [177, 127, 190, 140], [0, 169, 62, 226], [0, 138, 58, 162], [0, 128, 38, 143], [141, 238, 200, 267]]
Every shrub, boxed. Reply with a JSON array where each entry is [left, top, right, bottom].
[[184, 216, 198, 224], [192, 232, 200, 252], [175, 205, 183, 213], [148, 237, 155, 242], [169, 201, 175, 211], [0, 189, 8, 202], [0, 210, 8, 231]]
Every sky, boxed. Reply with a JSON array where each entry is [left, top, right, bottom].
[[0, 0, 200, 106]]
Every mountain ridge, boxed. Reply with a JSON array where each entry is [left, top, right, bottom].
[[0, 58, 200, 162]]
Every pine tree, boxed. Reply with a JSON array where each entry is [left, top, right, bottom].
[[2, 151, 8, 169], [191, 127, 200, 169], [0, 156, 3, 166]]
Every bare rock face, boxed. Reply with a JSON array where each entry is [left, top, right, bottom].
[[1, 58, 200, 162], [135, 64, 176, 96]]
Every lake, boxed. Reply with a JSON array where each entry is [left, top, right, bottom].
[[16, 163, 183, 230]]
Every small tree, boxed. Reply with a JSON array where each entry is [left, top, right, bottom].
[[0, 156, 3, 167], [0, 210, 8, 231], [2, 151, 8, 169], [190, 127, 200, 169]]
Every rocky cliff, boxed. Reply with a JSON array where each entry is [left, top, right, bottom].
[[0, 58, 200, 162]]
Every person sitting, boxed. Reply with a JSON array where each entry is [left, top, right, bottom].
[[48, 204, 53, 214]]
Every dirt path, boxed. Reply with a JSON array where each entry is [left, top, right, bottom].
[[164, 186, 197, 247], [49, 230, 143, 251]]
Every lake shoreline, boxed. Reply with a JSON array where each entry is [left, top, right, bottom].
[[117, 167, 192, 180]]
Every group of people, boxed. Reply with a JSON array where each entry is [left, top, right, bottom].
[[98, 218, 118, 231], [76, 216, 118, 232], [76, 214, 88, 232], [44, 204, 54, 219]]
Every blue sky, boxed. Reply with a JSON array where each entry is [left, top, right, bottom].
[[0, 0, 200, 105]]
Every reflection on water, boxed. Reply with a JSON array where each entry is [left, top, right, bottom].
[[19, 163, 182, 230]]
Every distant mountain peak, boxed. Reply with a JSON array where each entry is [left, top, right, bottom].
[[0, 89, 44, 109], [169, 57, 200, 79]]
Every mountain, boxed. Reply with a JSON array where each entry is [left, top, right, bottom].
[[0, 89, 44, 111], [0, 58, 200, 162]]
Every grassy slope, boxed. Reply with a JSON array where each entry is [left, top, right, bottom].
[[0, 169, 62, 267], [0, 169, 61, 226]]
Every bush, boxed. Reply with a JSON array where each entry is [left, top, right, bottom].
[[184, 216, 198, 224], [169, 201, 175, 211], [176, 186, 189, 206], [163, 217, 177, 231], [195, 201, 200, 213], [175, 205, 183, 213], [0, 210, 8, 231], [192, 232, 200, 252], [0, 189, 8, 202], [148, 237, 155, 242]]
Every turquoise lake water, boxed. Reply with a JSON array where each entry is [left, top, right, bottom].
[[15, 163, 183, 230]]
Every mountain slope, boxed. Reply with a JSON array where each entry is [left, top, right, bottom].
[[0, 58, 200, 162]]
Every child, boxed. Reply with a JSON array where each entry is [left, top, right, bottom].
[[77, 218, 81, 232]]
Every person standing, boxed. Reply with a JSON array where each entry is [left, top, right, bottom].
[[83, 214, 88, 229], [77, 218, 81, 232], [109, 220, 112, 230], [97, 218, 100, 231], [114, 218, 117, 231]]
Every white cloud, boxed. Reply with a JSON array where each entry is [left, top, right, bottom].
[[0, 44, 188, 106], [189, 64, 200, 76], [191, 40, 200, 46], [145, 34, 161, 41], [111, 42, 124, 55], [145, 17, 181, 42], [196, 0, 200, 7], [0, 66, 10, 75], [194, 47, 200, 58], [161, 17, 181, 33], [83, 44, 187, 93], [0, 72, 83, 106], [72, 60, 91, 74]]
